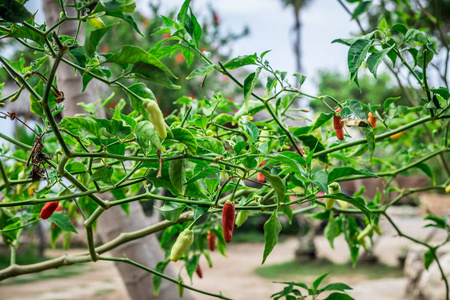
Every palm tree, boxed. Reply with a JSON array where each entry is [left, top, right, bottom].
[[281, 0, 313, 75]]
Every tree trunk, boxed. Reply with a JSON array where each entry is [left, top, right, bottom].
[[293, 9, 302, 75], [43, 1, 193, 299]]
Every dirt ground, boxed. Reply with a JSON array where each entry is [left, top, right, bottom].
[[0, 211, 444, 300]]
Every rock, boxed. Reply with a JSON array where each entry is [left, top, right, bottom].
[[404, 245, 450, 299]]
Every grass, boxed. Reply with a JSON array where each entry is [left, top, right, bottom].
[[254, 259, 403, 284]]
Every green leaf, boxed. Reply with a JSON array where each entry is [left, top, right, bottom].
[[107, 45, 176, 78], [177, 0, 190, 25], [65, 162, 86, 173], [64, 117, 99, 137], [126, 82, 155, 120], [310, 113, 334, 133], [106, 11, 143, 36], [313, 272, 330, 290], [312, 170, 329, 194], [352, 1, 371, 19], [130, 62, 180, 89], [234, 100, 265, 120], [186, 64, 215, 79], [243, 122, 260, 144], [324, 215, 340, 249], [156, 201, 186, 222], [186, 254, 200, 280], [223, 54, 257, 70], [185, 168, 220, 185], [391, 23, 408, 35], [85, 23, 118, 57], [320, 282, 353, 292], [328, 167, 378, 182], [347, 39, 373, 85], [260, 171, 285, 208], [415, 163, 435, 185], [383, 96, 401, 109], [341, 100, 366, 120], [135, 120, 163, 150], [170, 159, 186, 196], [47, 213, 78, 233], [324, 293, 355, 300], [366, 45, 394, 78], [404, 29, 428, 44], [8, 26, 45, 47], [424, 249, 435, 270], [97, 0, 136, 13], [0, 0, 32, 22], [262, 210, 282, 264], [171, 128, 197, 154], [90, 167, 113, 182], [424, 215, 446, 231], [362, 127, 375, 161], [331, 193, 372, 220], [243, 68, 261, 108], [153, 260, 169, 296], [296, 135, 329, 164]]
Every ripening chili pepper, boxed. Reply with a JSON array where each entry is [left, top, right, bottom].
[[390, 131, 405, 140], [446, 184, 450, 194], [196, 265, 203, 279], [207, 231, 215, 252], [170, 229, 194, 262], [325, 182, 341, 210], [39, 201, 59, 219], [334, 108, 344, 140], [368, 112, 377, 128], [258, 161, 265, 183], [222, 200, 235, 243]]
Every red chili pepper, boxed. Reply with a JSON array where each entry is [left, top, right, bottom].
[[196, 265, 203, 279], [257, 161, 266, 183], [334, 108, 344, 140], [207, 231, 215, 252], [39, 201, 59, 220], [222, 200, 235, 243], [368, 112, 377, 128]]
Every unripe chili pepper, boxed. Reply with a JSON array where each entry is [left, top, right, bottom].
[[446, 184, 450, 194], [178, 278, 184, 297], [334, 108, 344, 140], [235, 210, 249, 227], [357, 224, 373, 243], [203, 250, 213, 268], [368, 112, 377, 128], [207, 231, 215, 252], [257, 161, 266, 183], [374, 223, 382, 235], [143, 99, 167, 139], [170, 229, 194, 262], [196, 265, 203, 279], [39, 201, 59, 219], [325, 182, 341, 210], [222, 200, 235, 243]]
